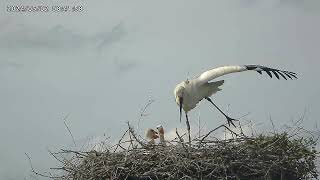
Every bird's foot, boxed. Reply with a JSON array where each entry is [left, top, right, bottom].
[[226, 116, 238, 128]]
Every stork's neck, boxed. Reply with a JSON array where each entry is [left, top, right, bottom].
[[159, 133, 166, 146], [159, 134, 165, 142]]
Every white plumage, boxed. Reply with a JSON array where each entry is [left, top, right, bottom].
[[156, 125, 166, 146], [174, 65, 297, 141], [145, 128, 159, 145]]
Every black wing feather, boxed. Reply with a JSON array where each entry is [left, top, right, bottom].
[[277, 71, 287, 80], [272, 71, 280, 79], [245, 65, 297, 80], [265, 70, 273, 78]]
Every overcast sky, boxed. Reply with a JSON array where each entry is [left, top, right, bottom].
[[1, 0, 320, 179]]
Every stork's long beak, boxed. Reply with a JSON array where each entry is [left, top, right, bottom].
[[179, 97, 183, 123]]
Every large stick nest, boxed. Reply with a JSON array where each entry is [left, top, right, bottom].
[[46, 124, 318, 180]]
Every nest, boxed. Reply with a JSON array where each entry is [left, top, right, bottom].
[[43, 123, 319, 180]]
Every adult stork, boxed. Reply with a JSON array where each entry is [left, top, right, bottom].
[[174, 65, 297, 141]]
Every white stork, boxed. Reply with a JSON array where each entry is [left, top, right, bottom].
[[145, 128, 159, 145], [174, 65, 297, 140], [156, 125, 166, 146]]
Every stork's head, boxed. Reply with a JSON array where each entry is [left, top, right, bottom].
[[145, 128, 159, 140], [174, 83, 185, 122], [156, 124, 164, 135]]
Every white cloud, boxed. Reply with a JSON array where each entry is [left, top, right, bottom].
[[0, 22, 126, 51]]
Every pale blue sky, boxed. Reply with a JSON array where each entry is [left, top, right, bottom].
[[1, 0, 320, 179]]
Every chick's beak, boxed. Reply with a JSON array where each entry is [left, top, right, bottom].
[[153, 133, 159, 139]]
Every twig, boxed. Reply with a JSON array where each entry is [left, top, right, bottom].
[[176, 128, 189, 154], [114, 129, 129, 153], [137, 99, 155, 132], [200, 124, 239, 144], [269, 115, 277, 134], [25, 153, 59, 179], [127, 122, 146, 148], [63, 119, 76, 147]]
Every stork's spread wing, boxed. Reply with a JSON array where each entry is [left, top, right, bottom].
[[195, 65, 297, 86]]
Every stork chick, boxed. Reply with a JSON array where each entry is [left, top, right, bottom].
[[145, 128, 159, 145], [156, 125, 166, 146]]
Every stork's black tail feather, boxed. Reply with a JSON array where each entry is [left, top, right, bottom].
[[245, 65, 297, 80]]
